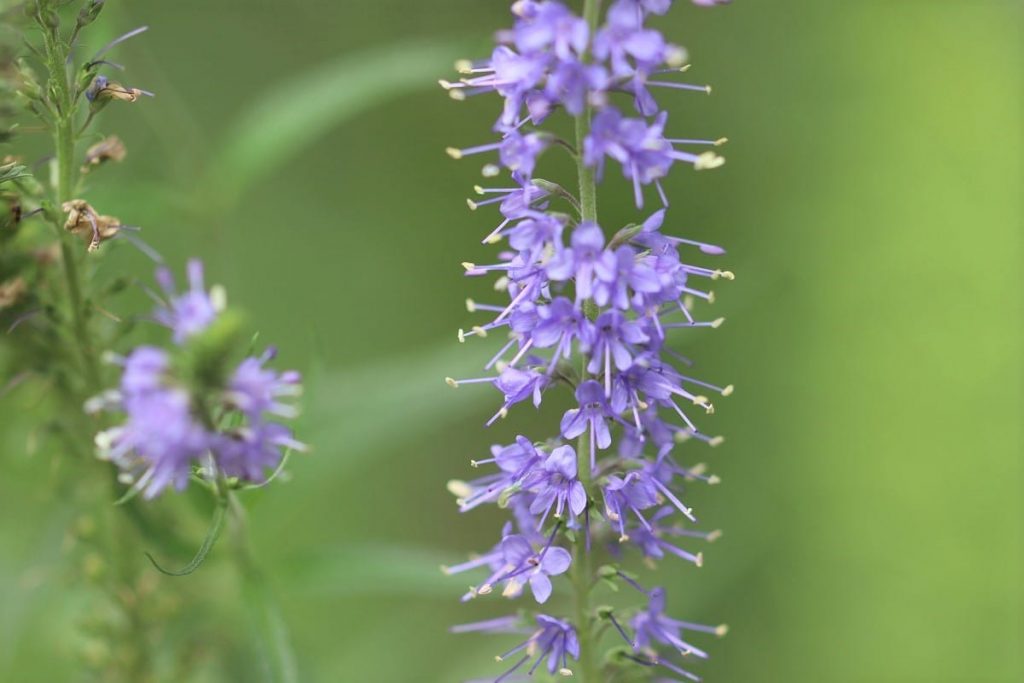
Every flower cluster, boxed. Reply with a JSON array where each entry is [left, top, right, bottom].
[[445, 1, 732, 681], [90, 260, 305, 499], [443, 0, 726, 208]]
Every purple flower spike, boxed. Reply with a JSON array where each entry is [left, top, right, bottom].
[[444, 1, 732, 677]]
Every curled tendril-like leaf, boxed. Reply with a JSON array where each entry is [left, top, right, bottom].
[[239, 449, 292, 491], [145, 496, 228, 576]]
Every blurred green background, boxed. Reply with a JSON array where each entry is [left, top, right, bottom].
[[1, 0, 1021, 681]]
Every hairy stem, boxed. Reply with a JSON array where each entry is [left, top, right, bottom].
[[42, 23, 101, 390], [571, 1, 603, 680]]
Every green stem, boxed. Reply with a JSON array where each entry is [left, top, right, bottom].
[[42, 23, 101, 391], [228, 493, 299, 683], [571, 2, 603, 680]]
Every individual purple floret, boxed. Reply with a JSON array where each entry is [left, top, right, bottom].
[[524, 445, 587, 523], [229, 347, 303, 420], [497, 614, 580, 678], [154, 259, 221, 344]]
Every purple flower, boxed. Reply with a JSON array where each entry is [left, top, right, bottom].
[[216, 422, 302, 483], [494, 614, 580, 678], [229, 347, 302, 420], [500, 131, 549, 178], [154, 259, 221, 344], [632, 587, 712, 660], [94, 259, 304, 497], [119, 345, 170, 397], [511, 1, 589, 60], [595, 2, 674, 78], [545, 221, 606, 301], [97, 350, 211, 499], [494, 534, 572, 603], [545, 58, 609, 115], [585, 108, 674, 207], [582, 309, 650, 380], [603, 471, 660, 540], [620, 506, 713, 566], [525, 445, 587, 523], [531, 297, 588, 372], [444, 1, 732, 677], [593, 245, 663, 309], [560, 380, 616, 476]]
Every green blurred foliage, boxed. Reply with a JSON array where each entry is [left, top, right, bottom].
[[1, 0, 1021, 681]]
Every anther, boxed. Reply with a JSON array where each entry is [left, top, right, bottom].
[[447, 480, 471, 497], [445, 377, 459, 388], [716, 624, 729, 637], [457, 329, 466, 343], [466, 198, 479, 210], [711, 317, 725, 328], [708, 475, 721, 485], [694, 151, 726, 170], [473, 185, 486, 195], [559, 669, 574, 677], [466, 298, 476, 312], [695, 552, 704, 568], [714, 137, 729, 146], [482, 164, 500, 177], [708, 436, 725, 447], [471, 325, 488, 338], [454, 59, 474, 74], [446, 147, 463, 159], [721, 384, 734, 396], [462, 262, 476, 271]]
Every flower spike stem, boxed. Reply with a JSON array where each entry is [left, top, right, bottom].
[[571, 3, 604, 681], [228, 492, 300, 683], [39, 13, 100, 390], [145, 493, 228, 576]]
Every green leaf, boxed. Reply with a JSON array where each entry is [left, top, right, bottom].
[[209, 39, 471, 206], [0, 162, 29, 186]]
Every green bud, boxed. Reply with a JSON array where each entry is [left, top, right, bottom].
[[76, 0, 104, 28], [16, 60, 43, 101], [608, 222, 643, 249], [497, 482, 523, 508], [176, 308, 247, 398]]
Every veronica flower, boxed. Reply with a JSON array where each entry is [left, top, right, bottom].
[[493, 533, 572, 603], [92, 260, 304, 496], [154, 259, 222, 344], [632, 587, 714, 660], [524, 444, 587, 523], [94, 347, 210, 499], [444, 1, 732, 679], [495, 614, 580, 678], [229, 347, 302, 420]]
